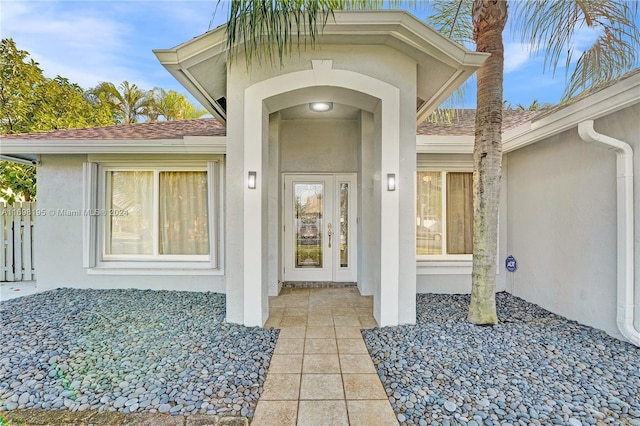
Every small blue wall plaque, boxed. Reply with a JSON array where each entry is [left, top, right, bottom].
[[505, 255, 517, 272]]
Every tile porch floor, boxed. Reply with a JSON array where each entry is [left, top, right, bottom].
[[252, 288, 399, 426]]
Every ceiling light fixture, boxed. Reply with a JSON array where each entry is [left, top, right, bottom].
[[309, 102, 333, 112]]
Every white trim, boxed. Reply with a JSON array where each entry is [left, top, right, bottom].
[[0, 155, 37, 165], [87, 155, 223, 164], [416, 135, 474, 154], [154, 10, 486, 122], [0, 137, 226, 155], [95, 260, 213, 268], [207, 161, 221, 269], [417, 162, 474, 172], [242, 61, 401, 327], [82, 162, 98, 268], [82, 159, 222, 271], [88, 267, 223, 276], [417, 260, 472, 275]]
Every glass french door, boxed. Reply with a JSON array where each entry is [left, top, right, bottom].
[[283, 174, 357, 282]]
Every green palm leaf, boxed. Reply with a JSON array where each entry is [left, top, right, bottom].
[[512, 0, 639, 101]]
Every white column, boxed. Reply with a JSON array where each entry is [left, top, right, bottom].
[[378, 96, 401, 327], [243, 95, 265, 327]]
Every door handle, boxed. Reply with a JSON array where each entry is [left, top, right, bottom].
[[327, 223, 333, 248]]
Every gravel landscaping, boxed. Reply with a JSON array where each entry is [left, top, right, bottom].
[[0, 288, 278, 419], [363, 293, 640, 426]]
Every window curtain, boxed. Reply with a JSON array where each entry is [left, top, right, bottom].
[[159, 172, 209, 255], [108, 171, 154, 255], [446, 172, 473, 254]]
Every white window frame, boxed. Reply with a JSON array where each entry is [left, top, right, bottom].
[[416, 155, 474, 271], [83, 159, 221, 274]]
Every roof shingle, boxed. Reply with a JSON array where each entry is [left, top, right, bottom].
[[1, 118, 226, 140], [2, 110, 540, 141], [416, 110, 541, 136]]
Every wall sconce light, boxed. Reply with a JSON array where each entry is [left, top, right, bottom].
[[248, 171, 257, 189], [309, 102, 333, 112], [387, 173, 396, 191]]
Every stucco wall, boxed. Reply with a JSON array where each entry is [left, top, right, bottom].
[[226, 43, 418, 325], [358, 110, 378, 297], [267, 113, 282, 296], [505, 104, 640, 339], [35, 155, 225, 294], [592, 105, 640, 333], [416, 274, 471, 293], [280, 119, 359, 172]]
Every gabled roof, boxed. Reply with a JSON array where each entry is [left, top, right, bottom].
[[154, 10, 488, 125]]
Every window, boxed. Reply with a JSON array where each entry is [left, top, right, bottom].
[[104, 168, 210, 259], [84, 161, 219, 270], [416, 171, 473, 256]]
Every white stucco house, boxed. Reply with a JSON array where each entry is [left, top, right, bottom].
[[1, 11, 638, 346]]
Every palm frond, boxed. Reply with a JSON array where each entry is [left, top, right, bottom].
[[424, 0, 474, 46], [562, 24, 639, 100], [512, 0, 640, 101], [219, 0, 415, 67]]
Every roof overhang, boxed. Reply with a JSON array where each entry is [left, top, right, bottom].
[[0, 136, 227, 156], [0, 154, 38, 165], [154, 10, 488, 125]]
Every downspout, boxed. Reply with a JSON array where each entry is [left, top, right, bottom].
[[578, 120, 639, 347]]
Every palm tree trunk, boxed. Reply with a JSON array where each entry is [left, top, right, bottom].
[[468, 0, 507, 325]]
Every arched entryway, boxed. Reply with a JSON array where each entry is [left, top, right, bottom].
[[233, 60, 406, 327]]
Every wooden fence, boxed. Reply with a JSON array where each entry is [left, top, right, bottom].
[[1, 201, 36, 282]]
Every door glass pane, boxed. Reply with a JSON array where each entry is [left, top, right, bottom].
[[159, 171, 209, 255], [339, 183, 349, 268], [106, 171, 154, 255], [416, 171, 443, 255], [295, 183, 323, 268]]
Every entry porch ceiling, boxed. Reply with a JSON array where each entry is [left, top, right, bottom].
[[154, 10, 488, 125]]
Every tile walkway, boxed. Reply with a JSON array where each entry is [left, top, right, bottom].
[[252, 288, 398, 426]]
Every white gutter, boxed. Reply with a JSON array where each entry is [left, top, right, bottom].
[[0, 155, 37, 166], [0, 137, 227, 155], [578, 120, 639, 347]]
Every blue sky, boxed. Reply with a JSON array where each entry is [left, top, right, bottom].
[[1, 0, 638, 109]]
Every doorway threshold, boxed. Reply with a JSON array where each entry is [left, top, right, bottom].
[[282, 281, 357, 289]]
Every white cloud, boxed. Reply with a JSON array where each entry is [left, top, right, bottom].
[[503, 42, 536, 74], [570, 23, 603, 52], [1, 1, 146, 87]]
